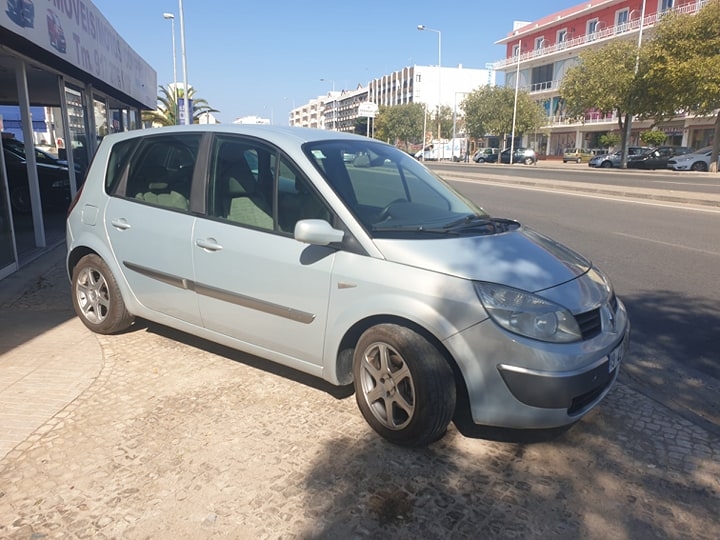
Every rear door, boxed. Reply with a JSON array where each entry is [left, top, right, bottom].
[[104, 132, 203, 325]]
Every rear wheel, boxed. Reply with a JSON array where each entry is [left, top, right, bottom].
[[353, 324, 455, 447], [72, 254, 134, 334], [600, 160, 613, 168], [690, 161, 708, 172], [524, 157, 535, 165], [576, 157, 582, 163]]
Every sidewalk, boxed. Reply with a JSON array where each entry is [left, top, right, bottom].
[[0, 243, 105, 461], [441, 160, 720, 209]]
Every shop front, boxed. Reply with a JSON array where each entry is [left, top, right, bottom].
[[1, 1, 156, 280]]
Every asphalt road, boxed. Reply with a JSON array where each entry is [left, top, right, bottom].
[[431, 163, 720, 437]]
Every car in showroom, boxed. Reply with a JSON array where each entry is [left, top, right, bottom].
[[627, 146, 694, 170], [3, 143, 71, 213], [667, 146, 719, 171], [66, 125, 629, 447], [588, 146, 652, 168]]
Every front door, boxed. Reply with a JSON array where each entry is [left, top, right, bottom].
[[193, 135, 336, 371]]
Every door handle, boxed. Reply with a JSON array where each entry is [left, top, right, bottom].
[[110, 218, 131, 230], [196, 238, 223, 251]]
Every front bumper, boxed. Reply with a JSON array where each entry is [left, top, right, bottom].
[[444, 294, 629, 429]]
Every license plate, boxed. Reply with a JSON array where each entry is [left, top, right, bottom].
[[608, 338, 626, 373]]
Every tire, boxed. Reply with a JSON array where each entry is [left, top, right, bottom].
[[690, 161, 708, 172], [71, 254, 134, 334], [600, 160, 613, 168], [524, 157, 535, 165], [10, 186, 32, 214], [353, 324, 455, 447], [576, 158, 582, 163]]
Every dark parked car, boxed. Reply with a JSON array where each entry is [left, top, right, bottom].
[[3, 146, 71, 213], [588, 147, 652, 168], [499, 147, 537, 165], [627, 146, 694, 170]]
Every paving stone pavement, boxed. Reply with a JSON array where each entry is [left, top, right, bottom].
[[0, 246, 719, 539]]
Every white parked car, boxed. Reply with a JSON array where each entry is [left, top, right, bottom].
[[667, 146, 719, 171], [66, 125, 629, 447]]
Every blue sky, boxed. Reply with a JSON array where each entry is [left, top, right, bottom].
[[93, 0, 580, 124]]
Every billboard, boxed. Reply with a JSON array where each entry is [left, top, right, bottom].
[[1, 0, 156, 108]]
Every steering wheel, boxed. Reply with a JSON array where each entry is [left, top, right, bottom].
[[376, 199, 408, 223]]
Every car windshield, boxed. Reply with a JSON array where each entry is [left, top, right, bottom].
[[304, 139, 493, 237]]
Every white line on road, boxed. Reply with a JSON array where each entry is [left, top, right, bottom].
[[612, 232, 720, 256]]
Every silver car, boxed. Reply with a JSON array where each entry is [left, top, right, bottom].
[[66, 125, 629, 447]]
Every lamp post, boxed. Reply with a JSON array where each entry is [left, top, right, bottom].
[[418, 25, 441, 146], [178, 0, 190, 125], [621, 0, 646, 168], [320, 78, 336, 130], [162, 13, 177, 124], [510, 39, 521, 165]]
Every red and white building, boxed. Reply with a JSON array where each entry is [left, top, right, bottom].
[[494, 0, 714, 157]]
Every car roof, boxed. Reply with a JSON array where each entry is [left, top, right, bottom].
[[101, 124, 370, 149]]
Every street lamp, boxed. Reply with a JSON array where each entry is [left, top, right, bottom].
[[418, 25, 441, 146], [162, 13, 177, 124], [178, 0, 190, 125], [510, 39, 522, 165], [622, 0, 646, 167]]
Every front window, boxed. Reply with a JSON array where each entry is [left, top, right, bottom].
[[303, 140, 498, 238], [660, 0, 674, 12], [557, 29, 567, 44], [587, 18, 599, 39], [534, 37, 545, 50]]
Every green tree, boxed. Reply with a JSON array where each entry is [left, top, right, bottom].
[[374, 103, 426, 151], [640, 0, 720, 171], [462, 86, 545, 147], [560, 40, 647, 168], [599, 133, 621, 149], [639, 130, 667, 147], [142, 85, 220, 126]]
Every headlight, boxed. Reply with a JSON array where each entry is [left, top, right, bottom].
[[474, 282, 582, 343]]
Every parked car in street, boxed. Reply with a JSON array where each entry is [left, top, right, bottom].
[[66, 125, 629, 447], [499, 147, 537, 165], [588, 147, 652, 168], [472, 147, 499, 163], [627, 146, 694, 170], [562, 148, 594, 163], [3, 145, 71, 213], [667, 146, 719, 171]]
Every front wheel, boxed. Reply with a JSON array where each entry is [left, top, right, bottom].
[[690, 161, 708, 172], [524, 157, 535, 165], [353, 324, 455, 447], [71, 254, 134, 334], [600, 160, 613, 168]]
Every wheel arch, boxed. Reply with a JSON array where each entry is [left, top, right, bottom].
[[332, 314, 468, 407]]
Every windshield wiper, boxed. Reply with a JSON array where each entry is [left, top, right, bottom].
[[441, 214, 494, 230]]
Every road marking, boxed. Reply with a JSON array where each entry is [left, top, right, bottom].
[[613, 232, 720, 256]]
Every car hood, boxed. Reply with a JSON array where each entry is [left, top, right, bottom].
[[373, 226, 591, 292]]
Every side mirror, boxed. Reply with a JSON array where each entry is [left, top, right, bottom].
[[294, 219, 344, 246]]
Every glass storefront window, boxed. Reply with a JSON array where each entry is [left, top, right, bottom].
[[65, 87, 89, 178], [0, 143, 18, 274]]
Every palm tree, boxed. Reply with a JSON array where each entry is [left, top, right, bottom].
[[142, 85, 220, 126]]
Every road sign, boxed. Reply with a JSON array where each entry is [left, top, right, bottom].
[[358, 102, 378, 118]]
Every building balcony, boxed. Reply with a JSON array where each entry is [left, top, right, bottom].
[[493, 1, 705, 71]]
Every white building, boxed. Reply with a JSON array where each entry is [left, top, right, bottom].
[[290, 65, 495, 132], [233, 115, 271, 125]]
